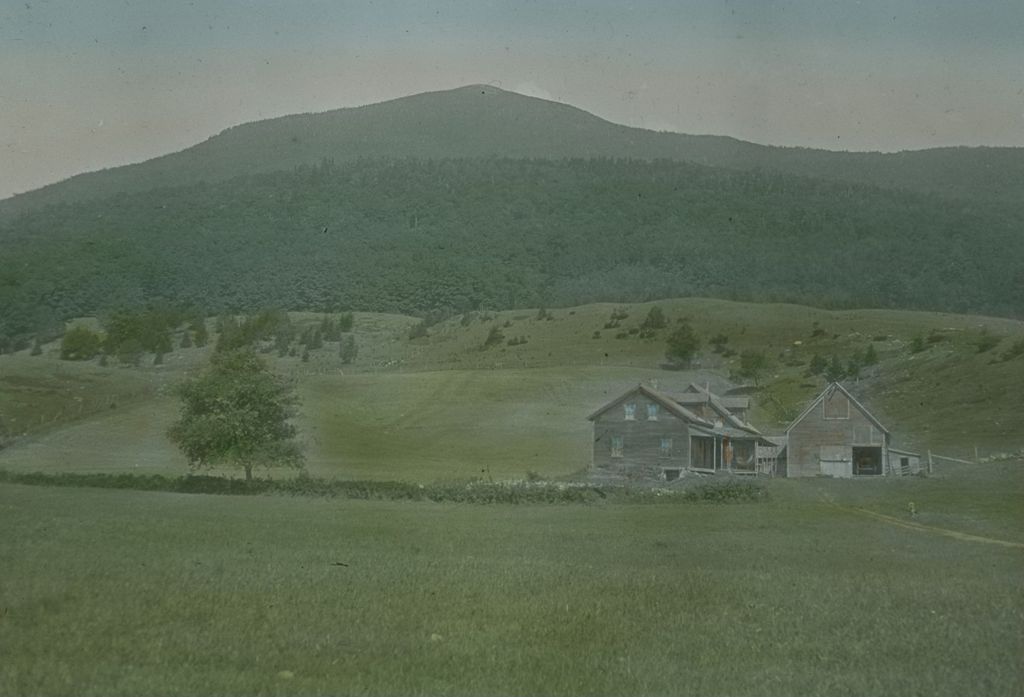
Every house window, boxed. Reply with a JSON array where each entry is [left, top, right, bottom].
[[611, 435, 624, 458], [660, 438, 673, 457], [647, 403, 659, 420], [624, 403, 636, 420]]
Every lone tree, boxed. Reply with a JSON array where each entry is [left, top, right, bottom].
[[737, 350, 769, 387], [167, 350, 303, 481], [665, 322, 701, 368]]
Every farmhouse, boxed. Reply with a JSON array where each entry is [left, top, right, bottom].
[[587, 382, 775, 481], [782, 382, 920, 478]]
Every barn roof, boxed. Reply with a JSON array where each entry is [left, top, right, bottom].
[[785, 382, 890, 435], [586, 384, 713, 427]]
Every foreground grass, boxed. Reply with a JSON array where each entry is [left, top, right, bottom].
[[1, 480, 1021, 696]]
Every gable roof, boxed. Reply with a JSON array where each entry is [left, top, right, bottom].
[[785, 382, 890, 435], [587, 384, 713, 427], [680, 383, 761, 435]]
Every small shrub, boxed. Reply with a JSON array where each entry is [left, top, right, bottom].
[[1000, 338, 1024, 361], [909, 335, 926, 354], [592, 330, 601, 339], [408, 320, 429, 340], [975, 331, 1000, 353], [709, 333, 729, 353], [482, 325, 505, 349], [640, 306, 667, 331], [61, 325, 103, 360]]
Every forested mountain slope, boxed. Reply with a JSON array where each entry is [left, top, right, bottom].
[[2, 157, 1021, 341], [2, 85, 1022, 217]]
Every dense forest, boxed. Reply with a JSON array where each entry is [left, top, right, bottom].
[[2, 156, 1021, 345]]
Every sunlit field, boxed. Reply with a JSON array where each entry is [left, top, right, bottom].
[[1, 462, 1021, 696]]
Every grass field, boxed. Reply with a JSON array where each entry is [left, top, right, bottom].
[[2, 299, 1022, 481], [2, 463, 1022, 696]]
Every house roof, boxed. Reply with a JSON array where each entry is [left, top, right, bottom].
[[680, 383, 761, 435], [785, 382, 890, 435], [690, 424, 774, 445], [586, 384, 713, 427], [889, 448, 920, 457]]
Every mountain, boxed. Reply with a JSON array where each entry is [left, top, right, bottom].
[[2, 156, 1022, 345], [3, 84, 1023, 216]]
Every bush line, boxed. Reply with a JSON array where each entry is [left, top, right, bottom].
[[0, 470, 767, 505]]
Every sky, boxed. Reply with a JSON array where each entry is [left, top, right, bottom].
[[1, 0, 1022, 199]]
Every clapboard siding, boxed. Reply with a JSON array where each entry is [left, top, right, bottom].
[[592, 392, 690, 479], [786, 388, 888, 477]]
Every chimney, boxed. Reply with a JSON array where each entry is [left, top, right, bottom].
[[649, 378, 659, 391]]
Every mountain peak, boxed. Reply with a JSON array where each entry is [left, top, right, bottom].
[[2, 85, 1021, 214]]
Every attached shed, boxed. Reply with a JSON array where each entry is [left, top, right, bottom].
[[889, 448, 923, 476]]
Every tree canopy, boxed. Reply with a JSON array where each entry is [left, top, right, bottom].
[[2, 156, 1022, 347], [665, 322, 701, 368], [167, 350, 303, 481]]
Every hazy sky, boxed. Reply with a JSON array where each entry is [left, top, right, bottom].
[[2, 1, 1022, 199]]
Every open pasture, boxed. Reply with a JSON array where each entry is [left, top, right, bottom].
[[1, 468, 1021, 696]]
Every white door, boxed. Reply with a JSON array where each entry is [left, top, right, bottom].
[[819, 445, 853, 478]]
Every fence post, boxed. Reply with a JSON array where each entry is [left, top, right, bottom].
[[974, 445, 979, 463], [927, 450, 933, 475]]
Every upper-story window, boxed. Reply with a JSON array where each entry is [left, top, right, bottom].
[[647, 403, 659, 420], [624, 403, 637, 420], [660, 437, 673, 456]]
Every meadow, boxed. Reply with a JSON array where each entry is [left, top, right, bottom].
[[2, 299, 1022, 482], [1, 462, 1022, 696]]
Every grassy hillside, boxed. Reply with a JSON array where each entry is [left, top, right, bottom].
[[2, 472, 1021, 695], [1, 300, 1021, 481], [3, 85, 1022, 217]]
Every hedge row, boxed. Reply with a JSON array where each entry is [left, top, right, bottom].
[[0, 470, 767, 505]]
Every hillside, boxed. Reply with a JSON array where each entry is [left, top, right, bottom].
[[2, 157, 1022, 345], [2, 85, 1023, 217], [2, 299, 1021, 481]]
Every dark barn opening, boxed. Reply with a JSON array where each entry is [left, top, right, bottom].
[[853, 446, 883, 475]]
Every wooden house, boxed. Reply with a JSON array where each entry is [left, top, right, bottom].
[[783, 382, 908, 478], [587, 383, 773, 481]]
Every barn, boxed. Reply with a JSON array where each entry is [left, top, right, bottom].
[[587, 382, 774, 481], [782, 382, 914, 478]]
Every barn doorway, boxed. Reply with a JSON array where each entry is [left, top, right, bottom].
[[852, 446, 882, 476]]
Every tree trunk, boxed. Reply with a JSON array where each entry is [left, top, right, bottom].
[[244, 465, 253, 482]]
